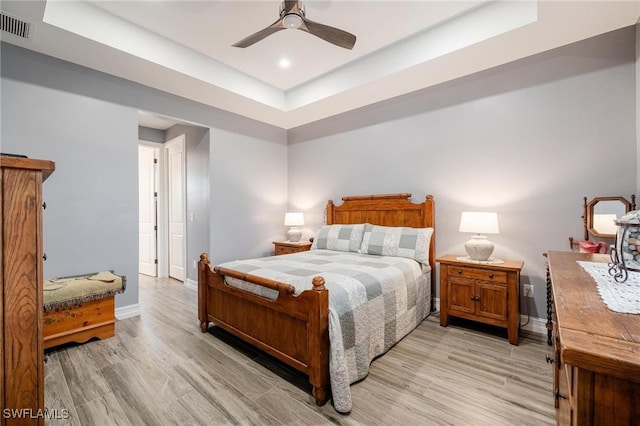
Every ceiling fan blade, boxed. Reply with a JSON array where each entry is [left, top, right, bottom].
[[301, 18, 356, 50], [232, 19, 286, 48]]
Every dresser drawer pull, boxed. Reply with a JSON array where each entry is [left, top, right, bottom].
[[554, 389, 567, 401]]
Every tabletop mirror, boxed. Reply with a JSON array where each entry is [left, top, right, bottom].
[[584, 195, 636, 239]]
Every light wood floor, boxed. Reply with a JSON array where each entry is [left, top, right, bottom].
[[44, 275, 555, 425]]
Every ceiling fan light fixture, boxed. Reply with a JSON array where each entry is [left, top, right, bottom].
[[283, 13, 303, 29]]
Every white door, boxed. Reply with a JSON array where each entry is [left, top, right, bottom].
[[138, 145, 158, 276], [166, 135, 186, 281]]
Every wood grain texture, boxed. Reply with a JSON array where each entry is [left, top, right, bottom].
[[198, 193, 436, 406], [1, 158, 53, 426], [44, 296, 116, 349], [45, 274, 554, 425], [548, 251, 640, 424], [438, 255, 523, 345]]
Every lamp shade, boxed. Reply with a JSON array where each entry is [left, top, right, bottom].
[[459, 212, 500, 234], [284, 212, 304, 226]]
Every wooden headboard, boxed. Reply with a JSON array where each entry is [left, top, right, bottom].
[[326, 193, 436, 274]]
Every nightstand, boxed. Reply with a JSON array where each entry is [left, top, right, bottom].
[[273, 241, 312, 256], [437, 254, 524, 345]]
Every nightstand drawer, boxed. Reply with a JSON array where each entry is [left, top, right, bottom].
[[273, 241, 312, 256], [446, 265, 508, 283], [275, 245, 299, 255]]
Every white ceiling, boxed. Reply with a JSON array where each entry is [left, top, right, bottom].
[[1, 1, 639, 130]]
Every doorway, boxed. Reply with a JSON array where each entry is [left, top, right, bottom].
[[138, 134, 186, 281], [138, 144, 159, 277], [165, 134, 186, 282]]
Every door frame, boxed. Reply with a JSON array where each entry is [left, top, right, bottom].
[[164, 134, 187, 282], [138, 140, 168, 278]]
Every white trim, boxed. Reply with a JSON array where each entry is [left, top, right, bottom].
[[165, 134, 187, 282], [185, 278, 198, 291], [433, 296, 546, 336], [520, 315, 547, 336], [138, 139, 167, 278], [115, 303, 141, 320]]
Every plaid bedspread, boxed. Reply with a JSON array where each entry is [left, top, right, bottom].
[[219, 249, 431, 412]]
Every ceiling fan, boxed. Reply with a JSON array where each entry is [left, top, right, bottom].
[[232, 1, 356, 50]]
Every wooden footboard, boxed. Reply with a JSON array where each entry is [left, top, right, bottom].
[[198, 253, 330, 405]]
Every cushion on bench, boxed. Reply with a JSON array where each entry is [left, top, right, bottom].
[[43, 271, 126, 312]]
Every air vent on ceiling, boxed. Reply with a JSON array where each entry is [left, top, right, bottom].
[[0, 11, 31, 39]]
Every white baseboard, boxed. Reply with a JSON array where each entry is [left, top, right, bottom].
[[519, 315, 547, 336], [432, 297, 546, 336], [115, 303, 141, 320], [185, 278, 198, 291]]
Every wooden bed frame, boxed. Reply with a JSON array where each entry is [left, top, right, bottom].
[[198, 193, 435, 406]]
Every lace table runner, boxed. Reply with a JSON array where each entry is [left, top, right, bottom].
[[577, 261, 640, 314]]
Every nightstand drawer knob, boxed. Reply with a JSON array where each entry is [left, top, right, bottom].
[[488, 273, 494, 279], [457, 269, 462, 274]]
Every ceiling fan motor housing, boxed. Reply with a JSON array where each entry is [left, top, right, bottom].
[[280, 1, 304, 29]]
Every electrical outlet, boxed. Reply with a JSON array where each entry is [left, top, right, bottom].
[[523, 284, 534, 298], [192, 260, 197, 269]]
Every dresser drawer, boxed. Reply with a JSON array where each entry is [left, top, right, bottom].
[[447, 265, 508, 283]]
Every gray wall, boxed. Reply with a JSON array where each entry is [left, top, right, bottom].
[[139, 126, 165, 144], [1, 26, 636, 320], [1, 75, 140, 307], [1, 42, 288, 309], [287, 26, 638, 318]]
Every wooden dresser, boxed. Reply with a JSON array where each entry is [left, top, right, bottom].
[[547, 251, 640, 425], [1, 156, 55, 425]]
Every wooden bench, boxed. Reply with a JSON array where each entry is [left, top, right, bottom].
[[43, 271, 125, 349]]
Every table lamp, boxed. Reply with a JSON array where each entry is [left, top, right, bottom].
[[459, 211, 500, 261], [284, 212, 304, 242]]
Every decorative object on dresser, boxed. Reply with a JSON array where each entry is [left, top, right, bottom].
[[608, 209, 640, 283], [0, 155, 55, 426], [458, 211, 500, 261], [546, 251, 640, 425], [568, 194, 636, 252], [273, 240, 312, 255], [437, 254, 523, 345], [199, 193, 435, 412], [284, 211, 305, 242]]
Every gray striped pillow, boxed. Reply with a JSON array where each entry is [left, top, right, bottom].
[[311, 224, 365, 253], [360, 224, 433, 263]]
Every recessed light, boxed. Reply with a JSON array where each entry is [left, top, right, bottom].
[[279, 58, 291, 69]]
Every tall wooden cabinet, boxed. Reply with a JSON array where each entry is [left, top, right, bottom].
[[547, 251, 640, 425], [0, 156, 55, 425]]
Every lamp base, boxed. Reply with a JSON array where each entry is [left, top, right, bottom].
[[464, 235, 494, 261], [287, 227, 302, 242]]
